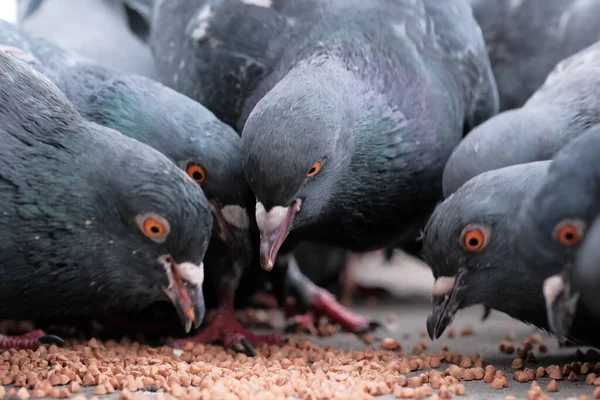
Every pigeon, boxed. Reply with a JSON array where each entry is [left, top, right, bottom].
[[149, 0, 313, 128], [574, 217, 600, 318], [150, 0, 407, 335], [423, 161, 551, 341], [423, 160, 600, 347], [239, 0, 498, 269], [443, 39, 600, 197], [18, 0, 158, 79], [514, 124, 600, 339], [0, 20, 265, 352], [468, 0, 600, 111], [0, 49, 212, 349]]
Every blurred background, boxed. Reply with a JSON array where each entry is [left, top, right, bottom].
[[0, 1, 16, 22]]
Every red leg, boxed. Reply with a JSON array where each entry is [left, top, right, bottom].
[[174, 295, 287, 355], [0, 329, 63, 350], [285, 252, 378, 334], [306, 283, 377, 333], [250, 293, 280, 309], [285, 313, 318, 335]]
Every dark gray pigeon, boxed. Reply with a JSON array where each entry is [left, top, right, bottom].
[[469, 0, 600, 111], [574, 217, 600, 318], [17, 0, 158, 79], [424, 160, 600, 348], [443, 40, 600, 197], [424, 162, 551, 340], [151, 0, 498, 336], [514, 124, 600, 339], [150, 0, 415, 336], [236, 0, 498, 270], [0, 49, 212, 348], [0, 20, 259, 351]]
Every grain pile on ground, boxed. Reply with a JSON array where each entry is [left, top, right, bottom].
[[1, 327, 600, 400]]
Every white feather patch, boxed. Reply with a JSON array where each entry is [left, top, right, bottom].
[[221, 205, 250, 230], [431, 276, 456, 296], [177, 261, 205, 287], [190, 5, 214, 40], [543, 274, 564, 305], [241, 0, 272, 8]]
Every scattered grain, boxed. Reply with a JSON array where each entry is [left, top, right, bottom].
[[511, 358, 524, 369], [382, 338, 400, 351], [459, 327, 473, 337], [547, 379, 559, 392], [491, 377, 504, 389], [362, 334, 375, 345], [549, 366, 564, 380]]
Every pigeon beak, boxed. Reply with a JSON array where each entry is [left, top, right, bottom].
[[210, 202, 253, 268], [426, 271, 466, 340], [255, 199, 301, 271], [543, 273, 580, 339], [160, 255, 206, 333]]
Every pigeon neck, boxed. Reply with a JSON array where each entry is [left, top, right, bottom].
[[486, 265, 550, 330]]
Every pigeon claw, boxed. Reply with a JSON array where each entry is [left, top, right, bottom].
[[173, 307, 287, 356], [0, 329, 63, 350], [38, 334, 65, 346], [285, 314, 318, 335], [307, 285, 378, 333]]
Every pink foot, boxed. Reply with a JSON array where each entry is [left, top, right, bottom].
[[307, 286, 378, 333], [175, 310, 287, 356], [0, 329, 63, 350], [250, 293, 280, 309], [286, 313, 318, 335]]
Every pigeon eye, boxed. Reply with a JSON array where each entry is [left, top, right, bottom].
[[186, 163, 207, 184], [136, 213, 171, 243], [460, 224, 491, 252], [307, 161, 322, 178], [553, 219, 585, 246]]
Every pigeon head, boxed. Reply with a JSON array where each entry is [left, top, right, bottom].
[[83, 73, 252, 269], [0, 50, 213, 331], [423, 161, 550, 340], [242, 58, 356, 270], [86, 136, 213, 332], [514, 126, 600, 337]]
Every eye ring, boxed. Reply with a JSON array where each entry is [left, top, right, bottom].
[[553, 219, 586, 246], [136, 213, 171, 243], [307, 160, 322, 178], [186, 163, 207, 184], [459, 223, 491, 252]]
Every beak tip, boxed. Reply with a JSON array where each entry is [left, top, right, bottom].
[[426, 313, 437, 341]]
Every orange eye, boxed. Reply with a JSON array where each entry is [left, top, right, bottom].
[[307, 161, 322, 177], [186, 163, 207, 184], [553, 219, 585, 246], [460, 224, 491, 252], [143, 218, 166, 237]]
